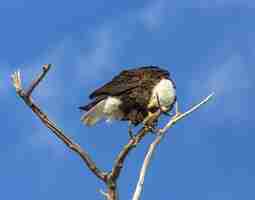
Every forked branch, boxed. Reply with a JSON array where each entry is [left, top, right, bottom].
[[110, 110, 161, 181]]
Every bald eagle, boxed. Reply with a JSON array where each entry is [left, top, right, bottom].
[[79, 66, 176, 127]]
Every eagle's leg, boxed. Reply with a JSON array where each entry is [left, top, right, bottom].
[[143, 112, 160, 134]]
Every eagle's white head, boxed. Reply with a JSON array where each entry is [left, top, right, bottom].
[[148, 78, 176, 112]]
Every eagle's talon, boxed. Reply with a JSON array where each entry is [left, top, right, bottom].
[[144, 123, 159, 134]]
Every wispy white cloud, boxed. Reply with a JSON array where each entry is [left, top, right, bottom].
[[202, 55, 250, 95], [75, 26, 118, 84], [20, 37, 76, 98], [189, 53, 253, 125], [139, 0, 169, 31], [139, 0, 227, 32], [138, 0, 255, 32]]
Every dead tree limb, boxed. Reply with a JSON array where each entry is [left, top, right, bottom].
[[132, 93, 214, 200]]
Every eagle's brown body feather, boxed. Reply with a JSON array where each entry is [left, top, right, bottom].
[[80, 66, 175, 125]]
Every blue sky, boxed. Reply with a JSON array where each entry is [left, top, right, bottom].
[[1, 0, 255, 199]]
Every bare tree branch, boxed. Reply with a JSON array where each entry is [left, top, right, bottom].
[[11, 65, 108, 182], [12, 64, 214, 200], [132, 93, 214, 200]]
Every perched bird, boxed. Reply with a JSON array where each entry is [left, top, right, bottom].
[[79, 66, 176, 127]]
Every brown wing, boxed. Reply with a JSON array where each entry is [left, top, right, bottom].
[[89, 70, 140, 99], [89, 66, 170, 99]]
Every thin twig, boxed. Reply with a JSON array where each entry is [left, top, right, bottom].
[[26, 64, 51, 96], [132, 93, 214, 200], [11, 65, 108, 182]]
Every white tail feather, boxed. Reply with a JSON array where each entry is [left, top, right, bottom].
[[81, 100, 106, 126]]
